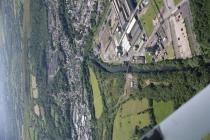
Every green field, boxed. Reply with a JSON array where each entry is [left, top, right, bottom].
[[203, 133, 210, 140], [145, 52, 153, 63], [103, 74, 125, 106], [153, 100, 174, 123], [136, 0, 142, 5], [174, 0, 182, 5], [89, 66, 103, 119], [113, 98, 150, 140], [140, 0, 164, 36], [166, 45, 175, 59]]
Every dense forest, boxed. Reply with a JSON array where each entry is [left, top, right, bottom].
[[136, 66, 210, 108], [190, 0, 210, 56]]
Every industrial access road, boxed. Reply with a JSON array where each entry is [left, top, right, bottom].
[[141, 0, 188, 50]]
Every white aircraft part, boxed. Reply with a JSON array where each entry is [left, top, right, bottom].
[[126, 17, 136, 34], [122, 35, 131, 52], [160, 85, 210, 140]]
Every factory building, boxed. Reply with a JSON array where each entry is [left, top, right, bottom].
[[113, 0, 136, 29]]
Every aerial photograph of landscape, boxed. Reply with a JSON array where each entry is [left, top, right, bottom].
[[0, 0, 210, 140]]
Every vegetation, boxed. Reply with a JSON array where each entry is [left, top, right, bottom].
[[137, 66, 210, 108], [166, 45, 175, 60], [140, 0, 164, 36], [84, 3, 210, 139], [21, 0, 74, 139], [145, 52, 153, 63], [174, 0, 182, 5], [190, 0, 210, 57], [89, 66, 104, 119], [90, 57, 210, 139], [3, 0, 210, 139], [203, 133, 210, 140], [153, 100, 174, 123], [97, 71, 125, 108], [136, 0, 142, 5], [49, 68, 70, 93], [87, 62, 126, 140], [113, 98, 151, 140], [84, 1, 112, 57], [88, 1, 210, 139], [58, 0, 75, 44]]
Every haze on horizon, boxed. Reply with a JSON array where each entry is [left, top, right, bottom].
[[0, 11, 17, 139], [0, 48, 7, 140]]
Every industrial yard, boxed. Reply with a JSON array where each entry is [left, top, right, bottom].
[[94, 0, 198, 64]]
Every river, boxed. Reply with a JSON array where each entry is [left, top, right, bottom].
[[92, 58, 190, 74]]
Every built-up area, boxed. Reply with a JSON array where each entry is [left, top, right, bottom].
[[94, 0, 199, 64]]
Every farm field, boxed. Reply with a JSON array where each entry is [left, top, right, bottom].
[[153, 100, 174, 123], [113, 98, 151, 140], [89, 66, 103, 119], [103, 74, 125, 106]]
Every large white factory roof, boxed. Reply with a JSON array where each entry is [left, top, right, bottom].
[[121, 35, 131, 52], [126, 17, 136, 34]]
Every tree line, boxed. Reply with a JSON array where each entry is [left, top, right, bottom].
[[190, 0, 210, 57]]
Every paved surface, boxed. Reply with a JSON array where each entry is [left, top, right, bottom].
[[175, 1, 201, 56], [102, 0, 192, 63], [164, 0, 175, 10], [142, 0, 189, 49], [170, 15, 192, 59]]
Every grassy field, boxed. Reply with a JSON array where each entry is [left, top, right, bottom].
[[153, 100, 174, 123], [145, 52, 153, 63], [140, 0, 164, 36], [203, 133, 210, 140], [92, 70, 125, 139], [89, 66, 103, 119], [113, 98, 150, 140], [103, 74, 125, 106], [166, 45, 175, 59], [22, 0, 38, 139], [23, 73, 40, 140], [136, 0, 142, 5], [174, 0, 182, 5]]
